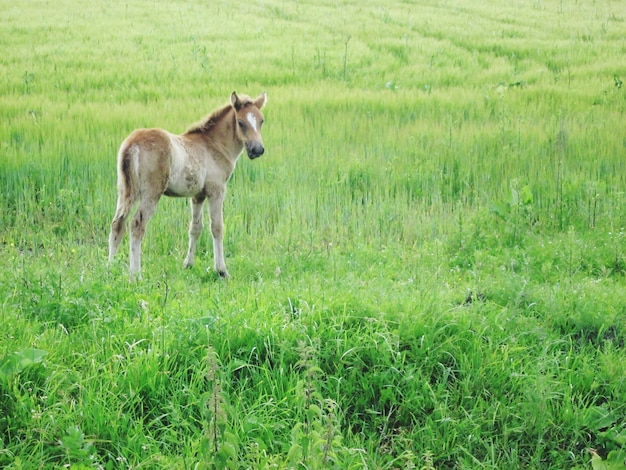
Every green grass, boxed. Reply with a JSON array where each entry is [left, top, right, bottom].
[[1, 0, 626, 468]]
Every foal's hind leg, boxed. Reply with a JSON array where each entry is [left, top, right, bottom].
[[129, 196, 160, 275], [109, 195, 131, 262], [109, 214, 127, 262], [183, 196, 205, 268]]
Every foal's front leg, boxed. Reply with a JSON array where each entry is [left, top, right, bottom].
[[208, 190, 229, 278], [183, 196, 205, 269]]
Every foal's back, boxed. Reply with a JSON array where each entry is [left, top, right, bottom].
[[120, 127, 211, 199]]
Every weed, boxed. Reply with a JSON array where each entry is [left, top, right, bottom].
[[289, 338, 345, 468]]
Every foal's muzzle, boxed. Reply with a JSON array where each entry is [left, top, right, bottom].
[[247, 143, 265, 159]]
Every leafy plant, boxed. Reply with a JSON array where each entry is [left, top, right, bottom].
[[0, 349, 47, 383], [490, 180, 536, 246], [59, 425, 98, 467]]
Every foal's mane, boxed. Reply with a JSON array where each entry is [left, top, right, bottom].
[[185, 104, 233, 135], [185, 96, 256, 135]]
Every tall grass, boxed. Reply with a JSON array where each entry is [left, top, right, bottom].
[[1, 0, 625, 468]]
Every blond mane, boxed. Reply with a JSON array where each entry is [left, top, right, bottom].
[[184, 104, 231, 134], [185, 95, 256, 135]]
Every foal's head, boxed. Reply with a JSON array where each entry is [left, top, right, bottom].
[[231, 91, 267, 159]]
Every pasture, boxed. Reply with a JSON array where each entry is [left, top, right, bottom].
[[1, 0, 625, 467]]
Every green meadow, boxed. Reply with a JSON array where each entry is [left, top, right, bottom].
[[1, 0, 625, 467]]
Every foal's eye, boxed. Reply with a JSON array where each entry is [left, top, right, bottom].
[[238, 120, 247, 132]]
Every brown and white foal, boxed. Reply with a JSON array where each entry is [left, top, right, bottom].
[[108, 91, 267, 278]]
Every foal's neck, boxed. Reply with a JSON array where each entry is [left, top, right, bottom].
[[203, 107, 244, 160]]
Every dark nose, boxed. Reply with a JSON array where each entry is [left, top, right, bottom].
[[248, 143, 264, 158]]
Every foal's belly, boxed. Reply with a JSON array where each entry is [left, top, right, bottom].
[[165, 165, 204, 197], [164, 137, 206, 197], [164, 176, 203, 197]]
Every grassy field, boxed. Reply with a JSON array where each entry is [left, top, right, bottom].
[[1, 0, 625, 468]]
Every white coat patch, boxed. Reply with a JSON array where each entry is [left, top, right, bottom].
[[246, 112, 258, 133]]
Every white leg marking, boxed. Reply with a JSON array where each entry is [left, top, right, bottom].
[[208, 192, 229, 278]]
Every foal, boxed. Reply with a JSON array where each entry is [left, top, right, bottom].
[[108, 91, 267, 278]]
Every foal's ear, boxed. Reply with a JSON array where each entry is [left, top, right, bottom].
[[231, 91, 242, 110], [254, 92, 267, 110]]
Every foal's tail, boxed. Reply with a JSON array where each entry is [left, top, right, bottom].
[[114, 141, 140, 218], [109, 140, 140, 262]]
